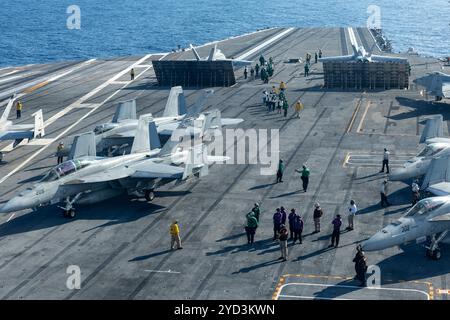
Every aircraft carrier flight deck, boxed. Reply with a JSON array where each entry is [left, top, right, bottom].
[[0, 27, 449, 300]]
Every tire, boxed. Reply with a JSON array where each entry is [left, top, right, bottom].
[[432, 249, 441, 260], [65, 209, 75, 218], [426, 249, 433, 258], [63, 210, 69, 218], [145, 190, 155, 202]]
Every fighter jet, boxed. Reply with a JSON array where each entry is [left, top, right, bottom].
[[415, 71, 450, 101], [189, 43, 252, 67], [363, 196, 450, 260], [0, 114, 226, 218], [389, 115, 450, 183], [319, 43, 408, 64], [92, 86, 243, 155], [319, 27, 408, 64], [0, 94, 45, 161]]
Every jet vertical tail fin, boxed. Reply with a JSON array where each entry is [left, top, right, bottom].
[[131, 115, 161, 154], [207, 44, 218, 61], [422, 154, 450, 195], [0, 95, 16, 123], [112, 99, 137, 123], [190, 44, 202, 61], [162, 86, 187, 117], [420, 115, 444, 143], [186, 89, 214, 118], [69, 132, 97, 159], [31, 109, 45, 138]]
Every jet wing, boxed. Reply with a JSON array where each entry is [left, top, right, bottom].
[[64, 167, 135, 184], [221, 118, 244, 126], [130, 162, 184, 179], [157, 122, 180, 136], [318, 55, 355, 62], [64, 162, 184, 185], [427, 182, 450, 196], [443, 82, 450, 98], [0, 130, 33, 141], [8, 124, 35, 130], [102, 130, 136, 139]]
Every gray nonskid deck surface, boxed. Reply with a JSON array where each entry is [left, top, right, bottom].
[[0, 27, 448, 300]]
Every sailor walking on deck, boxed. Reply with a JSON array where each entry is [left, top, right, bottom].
[[244, 66, 248, 79], [278, 224, 288, 261], [130, 68, 135, 81], [296, 164, 310, 192], [294, 99, 304, 118], [346, 200, 357, 231], [329, 214, 342, 248], [313, 202, 323, 233], [273, 208, 282, 240], [380, 148, 390, 173], [16, 100, 23, 119], [170, 221, 183, 250], [57, 142, 65, 164], [292, 212, 303, 245], [353, 245, 368, 287], [276, 159, 284, 183], [380, 179, 391, 207]]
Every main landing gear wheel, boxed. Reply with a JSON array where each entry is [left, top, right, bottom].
[[63, 209, 76, 218], [426, 249, 441, 260], [145, 190, 155, 202]]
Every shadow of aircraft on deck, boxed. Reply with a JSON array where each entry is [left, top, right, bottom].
[[0, 194, 168, 237], [388, 97, 450, 121]]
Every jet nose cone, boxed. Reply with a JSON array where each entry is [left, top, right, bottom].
[[362, 232, 388, 251], [0, 199, 20, 213], [0, 195, 37, 213]]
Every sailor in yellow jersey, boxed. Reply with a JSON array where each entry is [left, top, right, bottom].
[[170, 220, 183, 250], [294, 100, 304, 118]]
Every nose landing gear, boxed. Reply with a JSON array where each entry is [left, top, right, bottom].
[[425, 231, 448, 260], [58, 193, 83, 218]]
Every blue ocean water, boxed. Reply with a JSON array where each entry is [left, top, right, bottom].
[[0, 0, 448, 67]]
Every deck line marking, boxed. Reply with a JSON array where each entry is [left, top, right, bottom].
[[6, 213, 15, 222], [273, 274, 433, 300], [0, 70, 19, 78], [356, 101, 371, 133], [144, 269, 181, 274], [0, 74, 31, 84], [0, 59, 96, 99], [235, 28, 295, 61], [346, 99, 362, 133], [278, 282, 430, 300], [0, 54, 153, 185]]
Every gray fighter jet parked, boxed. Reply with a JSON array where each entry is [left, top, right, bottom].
[[319, 27, 408, 64], [189, 44, 252, 67], [415, 71, 450, 101], [0, 94, 45, 160], [0, 114, 226, 218], [389, 115, 450, 183], [93, 86, 243, 155], [363, 196, 450, 260]]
